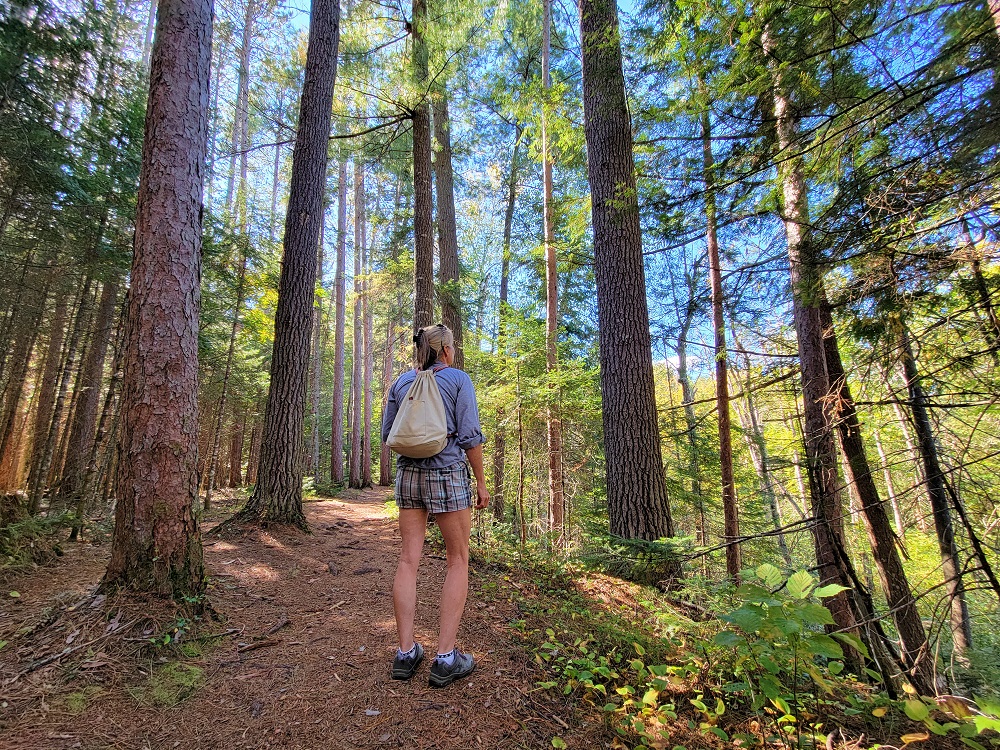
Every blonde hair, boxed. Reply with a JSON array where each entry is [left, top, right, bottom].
[[414, 324, 453, 370]]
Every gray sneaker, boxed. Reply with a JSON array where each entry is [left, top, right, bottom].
[[391, 642, 424, 680], [428, 649, 475, 688]]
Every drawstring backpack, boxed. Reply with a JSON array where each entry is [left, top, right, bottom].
[[386, 365, 449, 458]]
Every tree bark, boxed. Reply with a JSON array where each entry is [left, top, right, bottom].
[[493, 125, 522, 523], [59, 278, 120, 509], [332, 161, 348, 483], [237, 0, 339, 529], [361, 193, 374, 488], [349, 162, 364, 489], [899, 324, 973, 660], [541, 0, 565, 546], [24, 294, 68, 501], [311, 198, 326, 486], [225, 0, 256, 213], [702, 98, 740, 579], [411, 0, 434, 329], [433, 91, 464, 368], [102, 0, 210, 598], [764, 25, 857, 645], [228, 410, 245, 488], [821, 304, 934, 694], [580, 0, 676, 544]]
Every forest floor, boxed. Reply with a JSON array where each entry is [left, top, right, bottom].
[[0, 488, 616, 750]]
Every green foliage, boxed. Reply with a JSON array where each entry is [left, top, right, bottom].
[[0, 511, 68, 570]]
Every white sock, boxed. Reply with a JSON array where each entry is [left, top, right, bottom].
[[436, 649, 456, 665], [397, 644, 416, 659]]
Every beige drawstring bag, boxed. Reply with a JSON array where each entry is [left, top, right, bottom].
[[386, 369, 448, 458]]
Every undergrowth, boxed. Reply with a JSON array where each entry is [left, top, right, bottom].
[[477, 531, 1000, 750]]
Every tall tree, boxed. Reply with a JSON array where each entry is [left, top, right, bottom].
[[332, 160, 348, 483], [432, 91, 463, 367], [580, 0, 676, 543], [236, 0, 340, 528], [541, 0, 564, 546], [349, 161, 364, 489], [411, 0, 434, 328], [701, 94, 740, 580], [103, 0, 211, 597]]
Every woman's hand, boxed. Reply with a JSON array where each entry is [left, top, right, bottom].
[[475, 484, 490, 509]]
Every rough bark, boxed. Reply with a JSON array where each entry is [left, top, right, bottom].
[[102, 0, 210, 598], [702, 100, 740, 579], [821, 305, 934, 694], [899, 325, 973, 659], [580, 0, 676, 542], [311, 200, 326, 486], [237, 0, 339, 528], [873, 429, 906, 540], [432, 91, 463, 368], [411, 0, 434, 329], [332, 161, 348, 484]]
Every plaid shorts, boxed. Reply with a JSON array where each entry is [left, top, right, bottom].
[[395, 462, 473, 514]]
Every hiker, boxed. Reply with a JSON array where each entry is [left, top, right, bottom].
[[381, 323, 490, 687]]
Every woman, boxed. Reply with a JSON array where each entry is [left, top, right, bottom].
[[381, 324, 489, 687]]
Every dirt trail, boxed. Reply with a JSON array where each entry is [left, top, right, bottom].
[[0, 489, 603, 750]]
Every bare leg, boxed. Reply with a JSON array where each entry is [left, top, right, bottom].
[[393, 508, 428, 651], [434, 507, 471, 654]]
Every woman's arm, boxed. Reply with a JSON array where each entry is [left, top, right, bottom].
[[465, 444, 489, 509]]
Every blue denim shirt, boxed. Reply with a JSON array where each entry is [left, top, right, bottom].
[[381, 366, 485, 469]]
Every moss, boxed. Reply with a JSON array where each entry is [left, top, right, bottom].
[[61, 686, 104, 714], [130, 662, 204, 707]]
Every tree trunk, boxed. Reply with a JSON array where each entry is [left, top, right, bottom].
[[821, 305, 934, 694], [237, 0, 339, 529], [432, 91, 463, 368], [379, 185, 404, 487], [24, 294, 68, 500], [873, 429, 906, 540], [764, 25, 858, 647], [899, 324, 973, 660], [59, 278, 120, 511], [311, 201, 326, 486], [140, 0, 156, 71], [580, 0, 676, 544], [493, 125, 522, 523], [541, 0, 564, 546], [411, 0, 434, 329], [675, 303, 703, 544], [349, 162, 364, 489], [30, 279, 90, 513], [225, 0, 256, 213], [332, 161, 348, 483], [228, 410, 245, 488], [702, 98, 740, 579], [204, 254, 247, 510], [361, 196, 374, 488], [102, 0, 210, 598]]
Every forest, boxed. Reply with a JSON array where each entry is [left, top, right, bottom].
[[1, 0, 999, 745]]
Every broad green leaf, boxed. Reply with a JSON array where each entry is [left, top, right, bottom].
[[756, 563, 783, 588], [724, 606, 764, 632], [813, 583, 850, 599], [806, 634, 844, 659], [786, 571, 816, 599], [713, 631, 743, 648], [904, 699, 930, 721], [833, 632, 871, 659], [797, 603, 836, 626]]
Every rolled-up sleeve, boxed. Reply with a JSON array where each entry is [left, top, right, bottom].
[[454, 373, 485, 450], [381, 378, 401, 444]]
